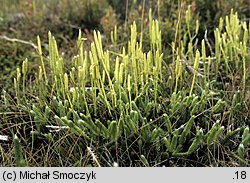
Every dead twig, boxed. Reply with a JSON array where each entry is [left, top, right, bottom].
[[181, 58, 204, 78], [0, 35, 38, 50]]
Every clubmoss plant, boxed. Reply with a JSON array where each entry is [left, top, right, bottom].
[[8, 8, 250, 167], [13, 135, 26, 167]]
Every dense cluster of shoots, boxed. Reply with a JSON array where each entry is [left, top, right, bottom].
[[12, 8, 250, 166]]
